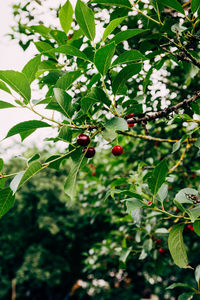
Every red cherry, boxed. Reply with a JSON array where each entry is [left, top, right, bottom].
[[155, 239, 162, 244], [147, 201, 152, 205], [187, 224, 194, 231], [77, 134, 90, 146], [158, 248, 165, 254], [68, 35, 73, 40], [125, 113, 135, 119], [91, 171, 96, 176], [83, 147, 95, 158], [191, 173, 197, 179], [112, 145, 123, 156], [128, 123, 134, 128]]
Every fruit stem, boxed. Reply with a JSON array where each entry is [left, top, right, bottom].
[[101, 76, 120, 116]]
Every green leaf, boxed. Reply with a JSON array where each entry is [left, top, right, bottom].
[[167, 283, 194, 290], [46, 151, 72, 170], [126, 198, 144, 215], [195, 265, 200, 284], [178, 293, 194, 300], [29, 25, 51, 39], [193, 220, 200, 236], [101, 129, 117, 142], [148, 159, 168, 196], [55, 70, 81, 90], [35, 61, 62, 77], [132, 208, 142, 224], [175, 188, 198, 204], [168, 224, 189, 268], [119, 247, 132, 263], [34, 41, 54, 52], [64, 148, 87, 201], [20, 129, 36, 142], [81, 87, 111, 113], [75, 0, 96, 41], [0, 101, 15, 109], [54, 88, 74, 118], [94, 42, 115, 75], [172, 140, 181, 153], [157, 183, 168, 204], [28, 154, 40, 164], [112, 50, 147, 67], [191, 0, 200, 14], [139, 248, 148, 260], [34, 41, 56, 60], [19, 161, 42, 188], [47, 44, 89, 61], [0, 188, 15, 219], [89, 0, 132, 8], [110, 29, 148, 45], [112, 63, 142, 95], [59, 0, 73, 34], [0, 80, 11, 94], [105, 117, 128, 131], [155, 228, 169, 234], [58, 126, 72, 142], [172, 135, 187, 153], [158, 0, 185, 14], [22, 55, 41, 83], [87, 73, 101, 89], [0, 71, 31, 104], [6, 120, 51, 138], [187, 206, 200, 223], [0, 158, 4, 171], [143, 238, 153, 252], [102, 17, 126, 41], [10, 171, 25, 194]]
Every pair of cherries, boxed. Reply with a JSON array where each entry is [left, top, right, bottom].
[[77, 135, 123, 157], [77, 112, 135, 157], [77, 134, 95, 158]]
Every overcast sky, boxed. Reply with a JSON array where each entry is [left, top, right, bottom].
[[0, 0, 67, 158]]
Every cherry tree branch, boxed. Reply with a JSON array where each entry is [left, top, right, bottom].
[[127, 90, 200, 124]]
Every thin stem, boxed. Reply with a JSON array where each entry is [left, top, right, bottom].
[[118, 131, 197, 143], [0, 147, 78, 180], [169, 141, 191, 174], [25, 104, 90, 129], [101, 76, 119, 116], [132, 7, 161, 25]]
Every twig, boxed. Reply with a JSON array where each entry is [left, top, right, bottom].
[[169, 141, 191, 173], [117, 131, 197, 143], [127, 90, 200, 124]]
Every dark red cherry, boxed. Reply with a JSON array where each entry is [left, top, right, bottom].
[[155, 239, 162, 244], [77, 134, 90, 146], [112, 145, 123, 156], [187, 224, 194, 231], [83, 147, 95, 158], [125, 113, 135, 119], [128, 123, 134, 128]]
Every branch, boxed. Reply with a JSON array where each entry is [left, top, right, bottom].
[[161, 36, 200, 69], [128, 90, 200, 124], [117, 131, 197, 143]]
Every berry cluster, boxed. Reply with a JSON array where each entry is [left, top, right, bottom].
[[125, 113, 135, 128], [77, 113, 137, 159], [77, 134, 96, 158]]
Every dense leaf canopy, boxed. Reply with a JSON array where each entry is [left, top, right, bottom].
[[1, 0, 200, 298]]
